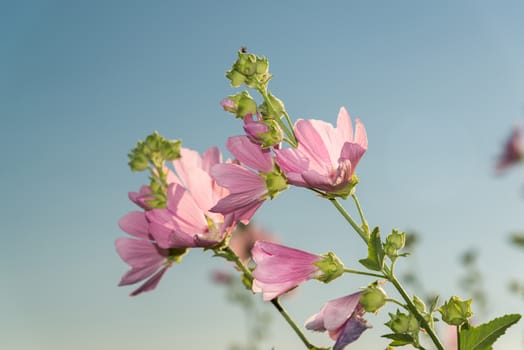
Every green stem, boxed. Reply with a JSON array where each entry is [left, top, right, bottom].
[[385, 297, 408, 310], [343, 268, 385, 279], [326, 197, 444, 349], [328, 198, 369, 243], [456, 324, 461, 350], [386, 268, 445, 350], [258, 88, 298, 147], [351, 194, 369, 235], [221, 246, 319, 350]]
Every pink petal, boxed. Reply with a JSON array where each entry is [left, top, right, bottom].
[[211, 163, 266, 192], [353, 119, 368, 150], [339, 143, 366, 171], [115, 237, 166, 267], [226, 135, 273, 173], [201, 147, 222, 173], [294, 119, 333, 167], [166, 184, 208, 233], [336, 107, 353, 143], [115, 238, 166, 286], [322, 292, 362, 331], [118, 212, 150, 239], [130, 265, 170, 296], [173, 148, 202, 188]]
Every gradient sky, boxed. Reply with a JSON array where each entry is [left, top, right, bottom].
[[2, 1, 524, 349]]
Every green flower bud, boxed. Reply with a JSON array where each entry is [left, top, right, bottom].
[[386, 230, 406, 250], [256, 57, 269, 74], [225, 91, 257, 119], [128, 153, 149, 172], [160, 139, 181, 161], [385, 310, 419, 334], [314, 252, 344, 283], [359, 282, 387, 313], [236, 95, 257, 119], [438, 296, 473, 326], [226, 69, 246, 87]]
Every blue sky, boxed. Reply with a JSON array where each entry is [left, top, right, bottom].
[[2, 1, 524, 349]]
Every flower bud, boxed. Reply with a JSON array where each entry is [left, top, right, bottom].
[[226, 69, 246, 87], [128, 153, 149, 172], [256, 57, 269, 74], [438, 296, 473, 326], [244, 116, 283, 148], [385, 310, 419, 334], [224, 91, 257, 119], [384, 230, 406, 258], [314, 252, 345, 283], [259, 93, 286, 120], [359, 282, 387, 313], [386, 230, 405, 250]]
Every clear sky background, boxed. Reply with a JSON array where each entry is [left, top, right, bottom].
[[2, 1, 524, 349]]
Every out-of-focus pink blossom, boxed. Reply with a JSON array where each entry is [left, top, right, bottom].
[[211, 136, 287, 223], [275, 107, 367, 196], [229, 224, 276, 263], [116, 211, 174, 296], [251, 241, 322, 301], [496, 126, 523, 173], [146, 147, 234, 249], [305, 291, 371, 350], [210, 270, 234, 285]]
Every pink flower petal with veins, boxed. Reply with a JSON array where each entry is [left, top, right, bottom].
[[226, 135, 273, 173], [118, 212, 151, 240]]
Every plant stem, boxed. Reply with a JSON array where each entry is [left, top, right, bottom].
[[329, 198, 369, 243], [386, 269, 445, 350], [327, 197, 444, 349], [222, 246, 319, 350], [343, 268, 385, 279], [351, 193, 369, 235]]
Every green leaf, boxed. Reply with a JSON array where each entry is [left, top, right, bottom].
[[382, 333, 415, 346], [459, 314, 521, 350], [359, 227, 385, 271]]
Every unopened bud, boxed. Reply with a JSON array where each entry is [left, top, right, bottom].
[[314, 252, 345, 283], [438, 296, 473, 326], [359, 282, 387, 313]]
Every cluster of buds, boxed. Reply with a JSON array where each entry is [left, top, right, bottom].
[[226, 50, 271, 89], [127, 131, 181, 208]]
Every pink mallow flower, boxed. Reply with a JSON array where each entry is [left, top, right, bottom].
[[145, 147, 235, 249], [496, 126, 523, 173], [210, 136, 287, 223], [251, 241, 344, 301], [275, 107, 367, 197], [305, 291, 371, 350], [116, 211, 180, 296]]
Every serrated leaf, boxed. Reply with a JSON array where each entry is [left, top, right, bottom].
[[382, 333, 415, 346], [459, 314, 521, 350], [359, 227, 385, 271]]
